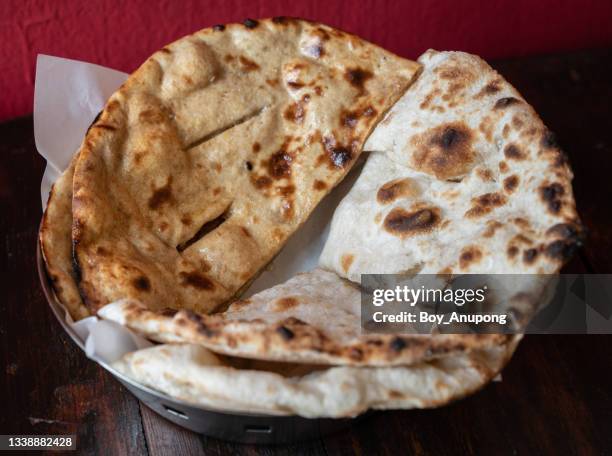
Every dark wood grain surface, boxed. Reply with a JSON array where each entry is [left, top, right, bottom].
[[1, 48, 611, 455]]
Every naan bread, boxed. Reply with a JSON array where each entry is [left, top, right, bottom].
[[39, 155, 89, 320], [112, 340, 519, 418], [99, 268, 512, 366], [320, 50, 583, 280], [72, 18, 419, 314]]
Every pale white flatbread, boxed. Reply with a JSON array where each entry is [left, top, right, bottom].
[[99, 269, 511, 366], [320, 50, 582, 281], [112, 339, 519, 418]]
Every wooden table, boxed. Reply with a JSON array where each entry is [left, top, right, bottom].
[[1, 48, 611, 455]]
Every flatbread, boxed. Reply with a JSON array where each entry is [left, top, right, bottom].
[[98, 51, 575, 366], [112, 339, 519, 418], [319, 50, 583, 280], [99, 268, 512, 366], [71, 18, 420, 314], [39, 155, 89, 320]]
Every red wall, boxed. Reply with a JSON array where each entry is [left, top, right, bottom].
[[2, 0, 611, 121]]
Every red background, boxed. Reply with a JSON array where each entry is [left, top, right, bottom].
[[2, 0, 611, 121]]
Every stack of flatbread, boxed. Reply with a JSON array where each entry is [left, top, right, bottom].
[[40, 18, 582, 418]]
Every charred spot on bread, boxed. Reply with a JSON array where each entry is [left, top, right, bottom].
[[277, 325, 295, 340], [383, 207, 440, 237], [523, 248, 539, 264], [305, 44, 324, 58], [507, 245, 519, 258], [313, 179, 327, 191], [132, 276, 151, 292], [546, 223, 584, 245], [459, 246, 483, 269], [483, 220, 503, 238], [340, 106, 376, 129], [148, 177, 173, 210], [179, 271, 214, 290], [275, 297, 299, 311], [287, 80, 305, 90], [545, 240, 578, 261], [437, 66, 461, 80], [465, 192, 507, 218], [243, 18, 259, 28], [252, 175, 272, 189], [239, 56, 260, 72], [376, 178, 419, 204], [341, 111, 358, 128], [503, 175, 519, 193], [435, 126, 465, 149], [284, 102, 306, 123], [390, 337, 407, 352], [344, 68, 373, 92], [476, 168, 494, 181], [504, 144, 525, 160], [277, 184, 295, 197], [237, 56, 258, 72], [329, 147, 352, 168], [268, 151, 293, 178], [183, 310, 218, 337], [541, 130, 558, 149], [348, 347, 364, 361], [494, 97, 521, 109], [477, 80, 502, 97], [411, 122, 475, 180], [540, 183, 565, 214]]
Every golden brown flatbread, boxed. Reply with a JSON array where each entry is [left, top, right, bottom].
[[70, 18, 419, 315], [39, 154, 89, 320]]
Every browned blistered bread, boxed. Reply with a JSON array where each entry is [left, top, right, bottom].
[[100, 269, 511, 366], [39, 154, 89, 320], [40, 18, 419, 318]]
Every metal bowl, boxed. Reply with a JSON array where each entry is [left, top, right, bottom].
[[36, 240, 357, 444]]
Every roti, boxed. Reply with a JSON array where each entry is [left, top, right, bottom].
[[319, 50, 583, 281], [96, 51, 579, 366], [39, 154, 89, 320], [70, 18, 419, 315], [99, 268, 512, 366], [112, 339, 519, 418]]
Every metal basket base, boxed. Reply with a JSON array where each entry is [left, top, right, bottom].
[[121, 379, 357, 444]]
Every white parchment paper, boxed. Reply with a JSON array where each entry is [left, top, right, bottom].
[[35, 55, 129, 210], [34, 54, 361, 364]]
